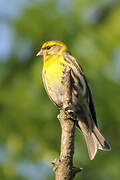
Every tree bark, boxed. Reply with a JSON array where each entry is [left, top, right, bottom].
[[52, 69, 82, 180]]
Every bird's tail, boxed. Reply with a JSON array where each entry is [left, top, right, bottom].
[[78, 122, 111, 160]]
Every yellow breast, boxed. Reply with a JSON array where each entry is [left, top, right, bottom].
[[42, 55, 65, 106], [43, 55, 64, 85]]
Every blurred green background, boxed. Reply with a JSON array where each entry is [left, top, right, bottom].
[[0, 0, 120, 179]]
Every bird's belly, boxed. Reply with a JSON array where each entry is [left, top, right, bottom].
[[46, 81, 64, 106], [43, 63, 65, 106]]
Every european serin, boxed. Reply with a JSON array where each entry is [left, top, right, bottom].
[[36, 40, 111, 160]]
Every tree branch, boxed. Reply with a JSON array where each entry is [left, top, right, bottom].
[[52, 69, 83, 180]]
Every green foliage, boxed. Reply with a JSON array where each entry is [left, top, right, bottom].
[[1, 0, 120, 179]]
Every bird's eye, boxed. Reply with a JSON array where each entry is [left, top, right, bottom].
[[46, 46, 51, 50]]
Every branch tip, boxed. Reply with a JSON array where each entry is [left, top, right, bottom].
[[72, 167, 83, 178]]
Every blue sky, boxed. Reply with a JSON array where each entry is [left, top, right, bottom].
[[0, 0, 28, 61]]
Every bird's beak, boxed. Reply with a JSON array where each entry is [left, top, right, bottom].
[[36, 49, 44, 56]]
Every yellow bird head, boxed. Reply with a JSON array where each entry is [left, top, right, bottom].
[[36, 40, 68, 58]]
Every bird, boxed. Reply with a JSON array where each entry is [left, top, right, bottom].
[[36, 40, 111, 160]]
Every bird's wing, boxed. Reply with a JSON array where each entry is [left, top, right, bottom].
[[83, 76, 97, 127], [64, 52, 97, 127]]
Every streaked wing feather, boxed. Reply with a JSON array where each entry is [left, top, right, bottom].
[[83, 76, 98, 127], [64, 52, 98, 127]]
